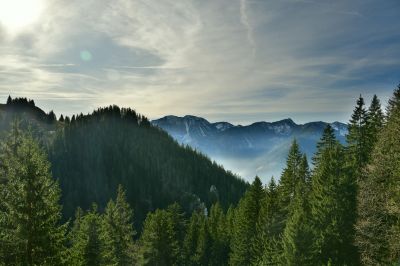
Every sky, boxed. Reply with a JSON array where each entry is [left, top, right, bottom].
[[0, 0, 399, 125]]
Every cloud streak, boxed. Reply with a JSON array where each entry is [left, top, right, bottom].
[[0, 0, 398, 124], [239, 0, 255, 56]]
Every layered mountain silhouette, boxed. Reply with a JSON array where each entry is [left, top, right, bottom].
[[152, 115, 348, 181]]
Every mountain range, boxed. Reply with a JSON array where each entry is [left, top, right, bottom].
[[152, 115, 348, 182]]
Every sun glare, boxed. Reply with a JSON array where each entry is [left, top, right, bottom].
[[0, 0, 45, 33]]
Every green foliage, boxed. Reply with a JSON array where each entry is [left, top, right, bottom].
[[225, 205, 235, 240], [366, 95, 384, 154], [347, 95, 369, 171], [183, 210, 204, 265], [278, 140, 304, 216], [138, 204, 185, 266], [1, 90, 400, 265], [0, 129, 67, 265], [229, 177, 265, 266], [256, 178, 283, 265], [356, 87, 400, 265], [3, 96, 56, 126], [50, 105, 247, 229], [309, 126, 358, 265], [208, 203, 230, 265], [68, 205, 105, 266], [281, 154, 313, 266], [101, 185, 136, 265], [194, 216, 211, 265], [281, 196, 313, 265], [386, 83, 400, 119], [183, 202, 230, 266]]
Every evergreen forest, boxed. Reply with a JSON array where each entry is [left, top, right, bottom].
[[1, 85, 400, 265]]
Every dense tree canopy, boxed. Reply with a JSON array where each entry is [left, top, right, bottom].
[[49, 105, 247, 229], [0, 129, 66, 265]]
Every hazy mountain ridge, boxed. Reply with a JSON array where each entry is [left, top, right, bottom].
[[152, 115, 348, 181]]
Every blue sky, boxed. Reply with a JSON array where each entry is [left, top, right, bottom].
[[0, 0, 399, 124]]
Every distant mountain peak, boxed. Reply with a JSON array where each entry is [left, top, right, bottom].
[[183, 114, 206, 120], [152, 114, 348, 180], [274, 118, 296, 125], [212, 121, 234, 132]]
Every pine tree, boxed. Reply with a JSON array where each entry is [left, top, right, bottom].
[[69, 205, 105, 266], [225, 205, 235, 243], [6, 95, 11, 105], [0, 131, 67, 265], [138, 204, 184, 266], [182, 211, 203, 265], [309, 126, 358, 265], [101, 185, 136, 265], [208, 202, 229, 266], [386, 83, 400, 118], [347, 95, 369, 171], [256, 177, 283, 265], [194, 216, 211, 265], [356, 89, 400, 265], [365, 95, 384, 160], [278, 139, 303, 215], [256, 141, 311, 264], [281, 159, 313, 265], [48, 110, 57, 123], [229, 176, 264, 266], [166, 203, 186, 248], [300, 154, 311, 187], [313, 124, 336, 162]]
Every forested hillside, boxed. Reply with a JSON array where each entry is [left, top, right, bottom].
[[0, 85, 399, 265], [0, 98, 247, 228], [49, 106, 247, 227]]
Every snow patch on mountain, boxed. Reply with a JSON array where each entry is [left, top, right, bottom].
[[213, 122, 234, 132], [199, 126, 206, 137], [331, 122, 348, 136]]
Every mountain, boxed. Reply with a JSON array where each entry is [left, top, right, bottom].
[[152, 115, 348, 181], [0, 97, 248, 229]]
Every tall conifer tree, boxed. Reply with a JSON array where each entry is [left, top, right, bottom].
[[347, 95, 368, 171], [274, 148, 312, 265], [257, 178, 283, 265], [183, 211, 203, 265], [365, 95, 384, 158], [101, 185, 136, 265], [278, 140, 303, 215], [0, 131, 67, 265], [194, 217, 211, 265], [356, 88, 400, 265], [208, 202, 229, 266], [229, 177, 264, 266], [138, 204, 184, 266], [281, 176, 313, 265], [386, 83, 400, 119], [69, 205, 105, 266], [309, 125, 358, 265]]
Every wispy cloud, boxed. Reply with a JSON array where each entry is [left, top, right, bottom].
[[239, 0, 255, 56], [0, 0, 398, 123]]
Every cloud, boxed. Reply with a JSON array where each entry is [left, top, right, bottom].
[[239, 0, 255, 56], [0, 0, 398, 124]]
